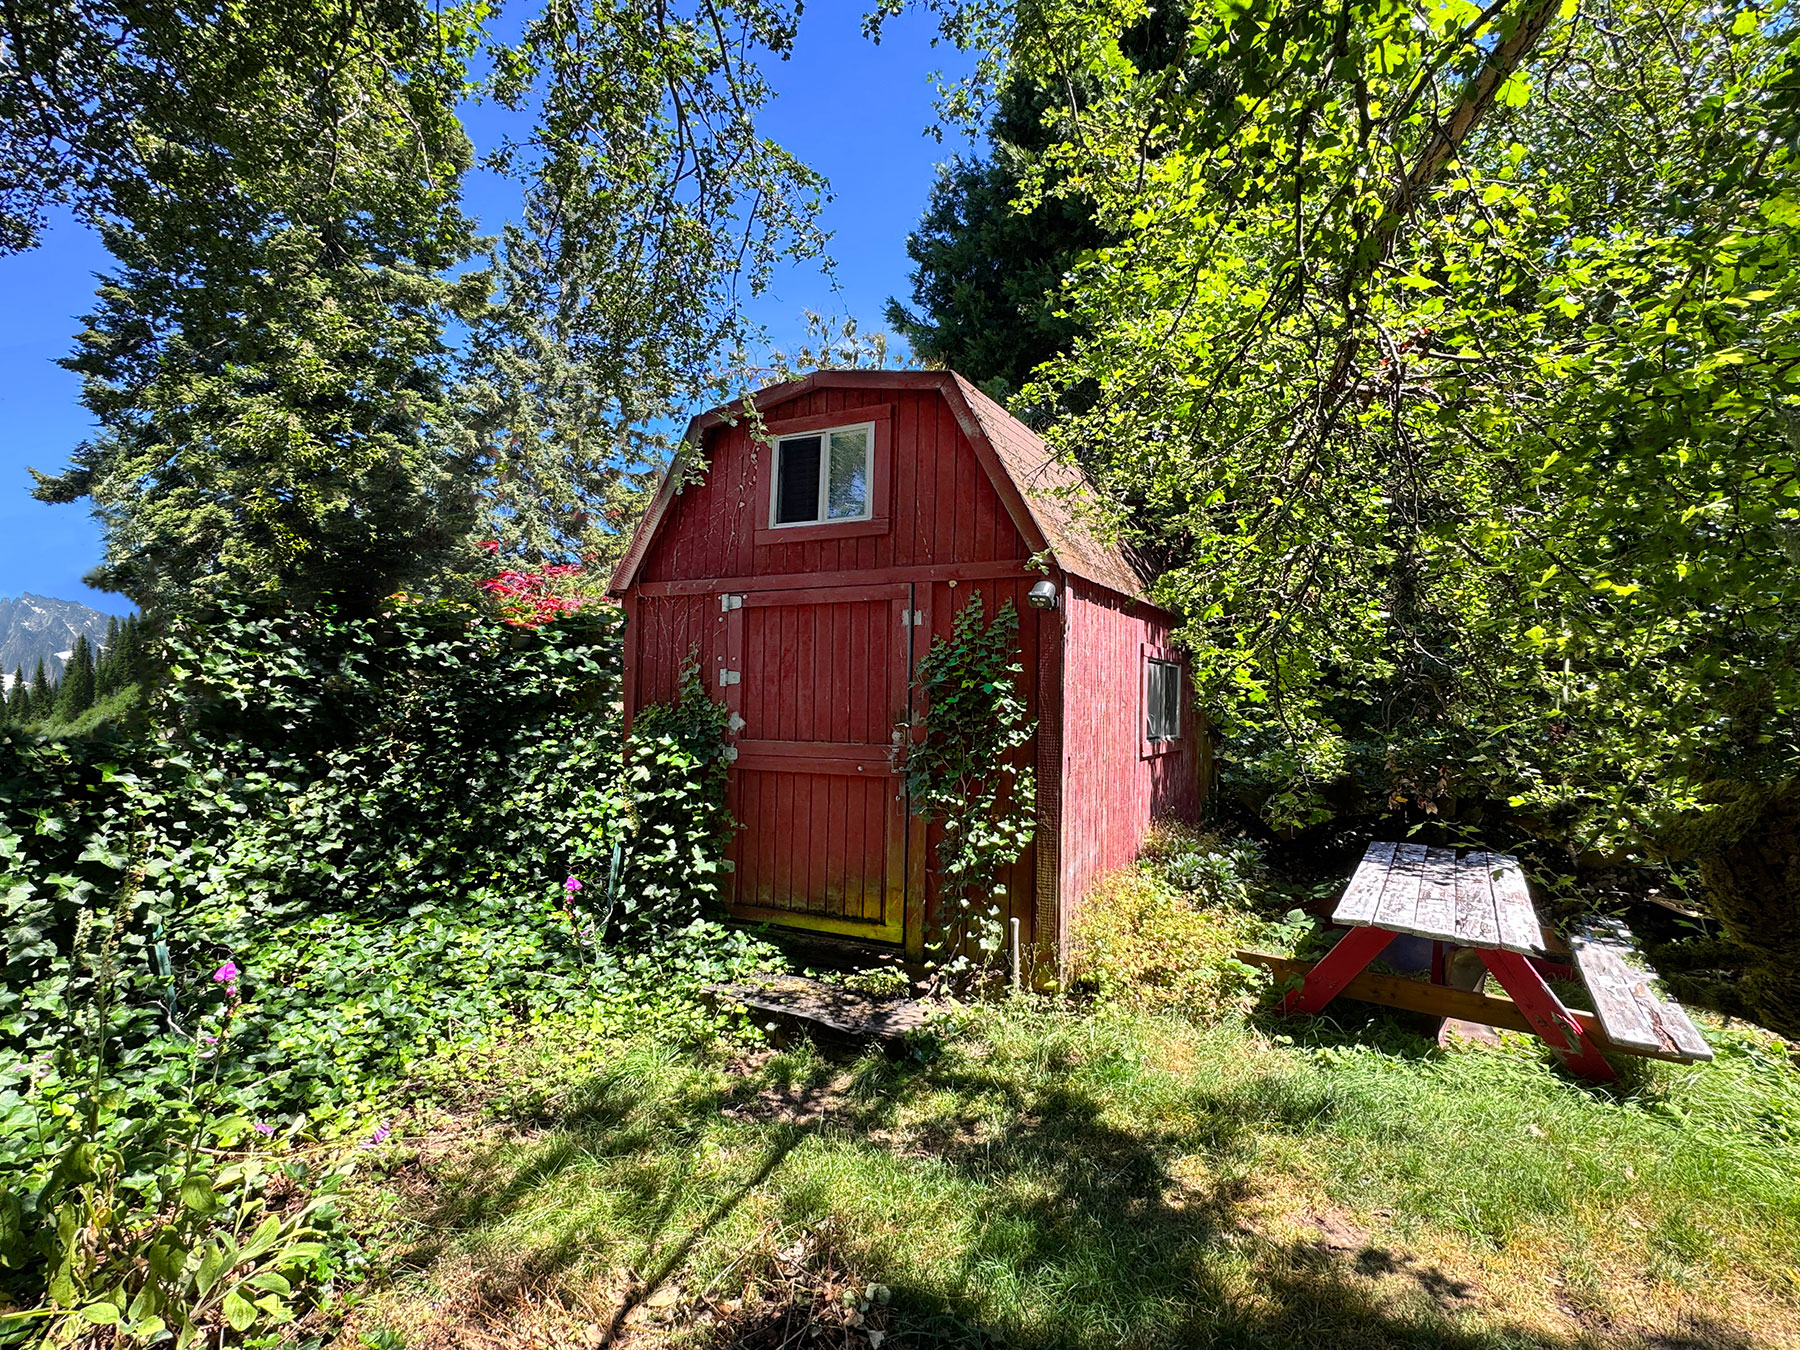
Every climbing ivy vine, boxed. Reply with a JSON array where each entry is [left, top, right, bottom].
[[899, 594, 1036, 983]]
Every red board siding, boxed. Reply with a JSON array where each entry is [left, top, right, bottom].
[[630, 593, 729, 712], [619, 381, 1206, 972], [637, 387, 1030, 584], [1056, 578, 1204, 960]]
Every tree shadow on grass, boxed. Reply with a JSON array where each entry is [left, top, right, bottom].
[[377, 1038, 1768, 1350], [837, 1040, 1761, 1350]]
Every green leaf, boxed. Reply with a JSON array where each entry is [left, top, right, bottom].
[[80, 1302, 121, 1325], [222, 1289, 258, 1332]]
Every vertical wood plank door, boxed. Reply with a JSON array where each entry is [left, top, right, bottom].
[[723, 583, 911, 943]]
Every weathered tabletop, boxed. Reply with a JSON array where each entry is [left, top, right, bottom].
[[1332, 841, 1546, 957]]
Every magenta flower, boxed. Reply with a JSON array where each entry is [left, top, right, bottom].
[[212, 960, 239, 985], [253, 1122, 275, 1136], [564, 876, 582, 893], [364, 1124, 391, 1148]]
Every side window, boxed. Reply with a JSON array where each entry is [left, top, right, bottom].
[[771, 422, 873, 526], [1145, 658, 1182, 743]]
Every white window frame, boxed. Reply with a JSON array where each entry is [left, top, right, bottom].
[[1145, 657, 1182, 744], [768, 420, 877, 529]]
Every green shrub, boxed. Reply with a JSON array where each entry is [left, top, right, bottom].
[[0, 599, 759, 1338], [1067, 862, 1263, 1019]]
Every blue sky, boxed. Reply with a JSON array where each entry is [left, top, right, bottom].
[[0, 7, 972, 615]]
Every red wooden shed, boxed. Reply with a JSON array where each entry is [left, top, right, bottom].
[[608, 370, 1206, 971]]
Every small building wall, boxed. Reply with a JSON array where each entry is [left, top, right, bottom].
[[1056, 576, 1205, 962], [613, 370, 1207, 971]]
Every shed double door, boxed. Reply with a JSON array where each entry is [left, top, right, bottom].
[[721, 583, 916, 943]]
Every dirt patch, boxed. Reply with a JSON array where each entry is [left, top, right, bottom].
[[1301, 1209, 1367, 1252], [717, 1077, 852, 1127], [718, 1055, 856, 1128], [681, 1223, 896, 1350]]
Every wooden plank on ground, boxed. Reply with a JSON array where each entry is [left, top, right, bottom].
[[1453, 851, 1501, 949], [1333, 841, 1399, 925], [1569, 918, 1713, 1063], [1238, 950, 1695, 1064], [1373, 843, 1430, 932], [1401, 847, 1460, 941], [1568, 921, 1663, 1054], [1488, 853, 1548, 956], [1650, 999, 1714, 1062]]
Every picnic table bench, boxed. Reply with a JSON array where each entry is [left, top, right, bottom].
[[1261, 842, 1712, 1082]]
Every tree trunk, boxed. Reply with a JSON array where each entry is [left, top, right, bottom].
[[1691, 781, 1800, 1041]]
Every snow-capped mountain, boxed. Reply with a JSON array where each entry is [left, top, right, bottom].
[[0, 593, 119, 686]]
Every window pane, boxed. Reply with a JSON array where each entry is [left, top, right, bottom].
[[775, 435, 822, 524], [826, 427, 870, 519], [1147, 660, 1180, 741]]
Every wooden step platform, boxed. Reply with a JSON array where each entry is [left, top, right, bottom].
[[706, 973, 934, 1050], [1567, 917, 1712, 1063]]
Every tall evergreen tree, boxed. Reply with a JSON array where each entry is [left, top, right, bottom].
[[884, 15, 1190, 407], [5, 667, 25, 723], [27, 15, 483, 615], [886, 78, 1108, 406], [95, 615, 126, 697], [27, 659, 52, 720], [53, 635, 96, 723]]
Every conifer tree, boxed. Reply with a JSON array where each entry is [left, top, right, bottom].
[[53, 635, 96, 724], [27, 660, 52, 719], [96, 616, 121, 697], [5, 668, 25, 723], [121, 614, 150, 688]]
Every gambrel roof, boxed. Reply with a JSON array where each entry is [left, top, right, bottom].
[[608, 370, 1152, 602]]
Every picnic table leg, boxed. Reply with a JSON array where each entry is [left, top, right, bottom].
[[1478, 948, 1617, 1082], [1283, 925, 1396, 1016]]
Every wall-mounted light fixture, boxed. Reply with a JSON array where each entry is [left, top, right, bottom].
[[1027, 579, 1060, 610]]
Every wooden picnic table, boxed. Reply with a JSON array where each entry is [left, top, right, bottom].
[[1278, 842, 1713, 1082]]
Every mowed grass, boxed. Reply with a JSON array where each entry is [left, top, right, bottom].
[[347, 994, 1800, 1350]]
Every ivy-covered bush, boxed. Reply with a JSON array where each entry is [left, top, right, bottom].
[[609, 662, 735, 934], [0, 599, 757, 1339]]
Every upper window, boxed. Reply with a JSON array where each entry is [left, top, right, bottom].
[[1146, 658, 1182, 743], [770, 422, 874, 527]]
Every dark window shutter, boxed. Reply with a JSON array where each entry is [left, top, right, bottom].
[[775, 435, 823, 524]]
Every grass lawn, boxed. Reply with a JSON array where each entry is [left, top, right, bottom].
[[338, 990, 1800, 1350]]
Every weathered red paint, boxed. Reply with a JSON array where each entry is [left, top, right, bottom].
[[1054, 578, 1207, 964], [610, 371, 1207, 970]]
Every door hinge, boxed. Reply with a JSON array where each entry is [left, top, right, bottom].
[[720, 593, 744, 612], [717, 669, 741, 687], [901, 609, 925, 627]]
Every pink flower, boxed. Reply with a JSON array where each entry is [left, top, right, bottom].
[[212, 960, 239, 985], [565, 876, 583, 893], [364, 1124, 391, 1148], [253, 1122, 275, 1136]]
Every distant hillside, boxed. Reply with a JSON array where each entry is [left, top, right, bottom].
[[0, 593, 121, 687]]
